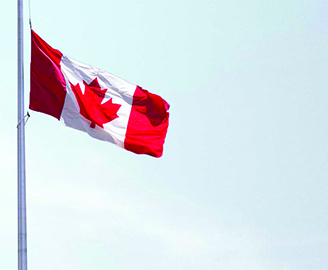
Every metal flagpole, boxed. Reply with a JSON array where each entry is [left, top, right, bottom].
[[17, 0, 28, 268]]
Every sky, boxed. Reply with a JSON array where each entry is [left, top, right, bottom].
[[1, 0, 328, 269]]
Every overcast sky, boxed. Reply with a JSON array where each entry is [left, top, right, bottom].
[[1, 0, 328, 269]]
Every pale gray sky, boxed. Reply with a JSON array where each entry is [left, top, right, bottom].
[[1, 0, 328, 269]]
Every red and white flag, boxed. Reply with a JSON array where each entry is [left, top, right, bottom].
[[30, 30, 169, 157]]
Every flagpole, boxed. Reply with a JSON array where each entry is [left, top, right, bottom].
[[17, 0, 28, 268]]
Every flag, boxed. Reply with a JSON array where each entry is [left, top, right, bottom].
[[30, 30, 170, 158]]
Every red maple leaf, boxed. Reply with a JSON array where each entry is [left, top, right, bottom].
[[70, 78, 121, 129]]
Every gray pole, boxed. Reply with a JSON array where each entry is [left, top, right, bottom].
[[17, 0, 28, 269]]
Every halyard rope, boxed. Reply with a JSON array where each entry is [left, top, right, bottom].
[[28, 0, 32, 29]]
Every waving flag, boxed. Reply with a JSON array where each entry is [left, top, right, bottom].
[[30, 30, 169, 157]]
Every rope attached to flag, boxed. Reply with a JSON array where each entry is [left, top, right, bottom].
[[17, 112, 30, 128], [28, 0, 32, 29]]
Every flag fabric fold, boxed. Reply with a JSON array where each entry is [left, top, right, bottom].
[[30, 30, 169, 157]]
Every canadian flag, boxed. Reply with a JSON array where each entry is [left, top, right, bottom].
[[30, 30, 170, 157]]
